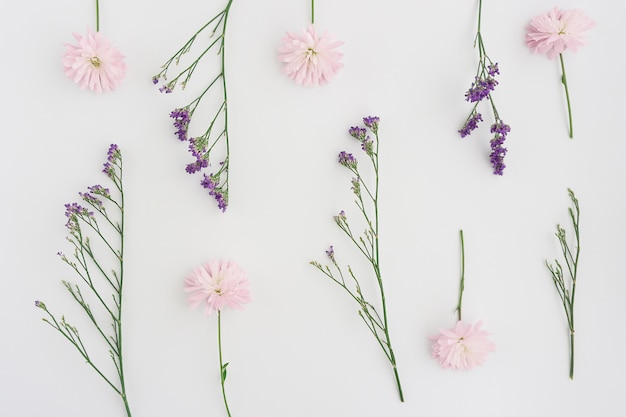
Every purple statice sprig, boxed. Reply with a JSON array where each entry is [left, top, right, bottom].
[[458, 0, 510, 175], [36, 144, 132, 416], [310, 116, 404, 402], [154, 1, 235, 212]]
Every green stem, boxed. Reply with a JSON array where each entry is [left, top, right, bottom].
[[95, 0, 100, 31], [311, 0, 315, 24], [477, 0, 482, 33], [559, 53, 574, 139], [116, 160, 132, 417], [218, 311, 232, 417], [220, 0, 234, 204], [371, 131, 404, 403], [455, 230, 465, 322], [569, 330, 575, 380]]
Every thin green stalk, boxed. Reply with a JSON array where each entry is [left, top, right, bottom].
[[455, 230, 465, 322], [220, 0, 234, 202], [116, 160, 132, 416], [559, 53, 574, 138], [218, 311, 232, 417], [95, 0, 100, 31], [311, 0, 315, 24], [370, 132, 403, 403]]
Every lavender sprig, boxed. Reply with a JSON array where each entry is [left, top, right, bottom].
[[35, 144, 132, 417], [153, 0, 234, 212], [458, 0, 510, 175], [310, 116, 404, 402], [545, 188, 581, 380]]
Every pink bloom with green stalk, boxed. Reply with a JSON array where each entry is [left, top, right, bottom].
[[62, 28, 126, 93], [184, 259, 251, 315], [430, 320, 495, 370], [525, 7, 594, 138], [278, 24, 344, 86]]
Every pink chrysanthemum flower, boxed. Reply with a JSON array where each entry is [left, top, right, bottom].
[[278, 24, 343, 86], [184, 260, 251, 315], [430, 320, 495, 370], [62, 28, 126, 93], [526, 7, 595, 59]]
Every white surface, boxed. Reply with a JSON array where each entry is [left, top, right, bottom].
[[2, 0, 625, 416]]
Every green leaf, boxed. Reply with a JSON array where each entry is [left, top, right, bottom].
[[221, 362, 229, 382]]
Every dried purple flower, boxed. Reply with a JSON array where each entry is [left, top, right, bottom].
[[338, 151, 357, 168], [170, 108, 191, 142], [459, 112, 483, 138], [488, 63, 500, 77], [348, 126, 367, 141], [489, 120, 510, 175], [363, 116, 380, 134], [464, 76, 498, 103]]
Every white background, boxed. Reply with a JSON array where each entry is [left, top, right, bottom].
[[2, 0, 625, 416]]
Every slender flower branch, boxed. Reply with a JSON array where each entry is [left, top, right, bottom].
[[459, 0, 510, 175], [311, 117, 404, 402], [218, 311, 232, 417], [455, 230, 465, 322], [36, 144, 132, 416], [559, 54, 573, 138], [545, 188, 581, 380], [153, 0, 234, 211], [311, 0, 315, 24], [95, 0, 100, 31]]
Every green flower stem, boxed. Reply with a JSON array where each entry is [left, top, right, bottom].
[[217, 311, 232, 417], [370, 134, 403, 403], [546, 188, 580, 380], [95, 0, 100, 31], [311, 0, 315, 24], [116, 160, 132, 416], [559, 53, 574, 138], [219, 0, 234, 202], [455, 230, 465, 322]]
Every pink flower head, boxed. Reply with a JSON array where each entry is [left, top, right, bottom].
[[62, 28, 126, 93], [184, 260, 251, 315], [278, 24, 343, 86], [526, 7, 595, 59], [430, 320, 495, 370]]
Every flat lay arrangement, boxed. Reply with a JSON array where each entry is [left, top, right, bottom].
[[4, 0, 625, 416]]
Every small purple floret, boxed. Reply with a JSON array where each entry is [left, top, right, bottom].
[[459, 112, 483, 138], [489, 120, 510, 175], [170, 108, 191, 142]]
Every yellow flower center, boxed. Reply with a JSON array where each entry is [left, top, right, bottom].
[[90, 56, 102, 68]]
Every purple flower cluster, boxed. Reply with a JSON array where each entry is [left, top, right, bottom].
[[170, 108, 191, 142], [184, 137, 209, 174], [363, 116, 380, 134], [87, 185, 110, 198], [325, 246, 335, 262], [488, 63, 499, 77], [348, 126, 367, 141], [338, 151, 357, 168], [465, 76, 498, 103], [201, 173, 227, 212], [103, 144, 121, 179], [459, 112, 483, 138], [79, 191, 103, 208], [64, 202, 93, 230], [489, 120, 510, 175]]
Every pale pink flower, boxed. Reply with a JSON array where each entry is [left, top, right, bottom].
[[526, 7, 595, 59], [184, 260, 251, 315], [62, 28, 126, 93], [430, 320, 495, 370], [278, 24, 343, 86]]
